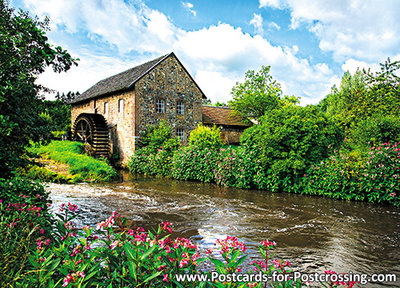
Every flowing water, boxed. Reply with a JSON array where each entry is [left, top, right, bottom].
[[46, 174, 400, 287]]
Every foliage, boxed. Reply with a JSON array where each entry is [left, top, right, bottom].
[[37, 100, 72, 134], [138, 120, 180, 153], [188, 124, 222, 150], [130, 122, 180, 177], [29, 141, 117, 182], [349, 115, 400, 149], [229, 65, 283, 120], [301, 143, 400, 207], [1, 194, 360, 287], [172, 146, 224, 183], [0, 0, 77, 178], [17, 164, 77, 184], [215, 146, 259, 189], [241, 105, 343, 192], [322, 58, 400, 141]]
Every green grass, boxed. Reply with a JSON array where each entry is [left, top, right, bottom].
[[28, 141, 117, 182]]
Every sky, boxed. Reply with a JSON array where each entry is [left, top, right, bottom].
[[9, 0, 400, 105]]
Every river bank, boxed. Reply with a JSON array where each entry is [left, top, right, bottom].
[[46, 176, 400, 287]]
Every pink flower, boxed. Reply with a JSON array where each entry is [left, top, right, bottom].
[[390, 192, 396, 197], [62, 274, 73, 287], [40, 229, 44, 234], [163, 274, 169, 282], [273, 259, 280, 268], [260, 240, 276, 249], [160, 221, 172, 233]]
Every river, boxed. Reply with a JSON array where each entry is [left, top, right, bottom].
[[45, 174, 400, 287]]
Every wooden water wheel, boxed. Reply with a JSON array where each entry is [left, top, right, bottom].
[[73, 113, 110, 157]]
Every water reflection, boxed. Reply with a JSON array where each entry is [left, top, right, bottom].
[[46, 175, 400, 287]]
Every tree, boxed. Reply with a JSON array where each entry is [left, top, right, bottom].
[[229, 65, 283, 120], [241, 105, 343, 191], [0, 0, 77, 177]]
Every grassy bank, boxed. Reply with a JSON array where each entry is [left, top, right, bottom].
[[23, 141, 117, 183]]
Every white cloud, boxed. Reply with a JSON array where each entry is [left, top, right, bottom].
[[250, 13, 264, 35], [268, 22, 280, 31], [259, 0, 286, 9], [182, 2, 196, 16], [22, 0, 341, 105], [259, 0, 400, 62]]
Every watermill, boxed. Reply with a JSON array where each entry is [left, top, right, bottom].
[[72, 113, 110, 157]]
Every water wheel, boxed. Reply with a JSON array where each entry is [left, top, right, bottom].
[[73, 113, 110, 158]]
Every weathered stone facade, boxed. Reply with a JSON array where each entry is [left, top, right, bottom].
[[71, 53, 204, 165], [134, 55, 203, 141]]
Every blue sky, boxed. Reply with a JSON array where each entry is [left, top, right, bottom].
[[10, 0, 400, 104]]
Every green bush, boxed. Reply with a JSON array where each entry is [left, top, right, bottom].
[[241, 105, 343, 192], [172, 146, 224, 183], [349, 115, 400, 149], [129, 122, 180, 177], [188, 124, 222, 150], [29, 141, 117, 182], [215, 146, 259, 189], [301, 143, 400, 206]]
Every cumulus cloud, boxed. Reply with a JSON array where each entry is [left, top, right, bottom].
[[250, 13, 264, 35], [22, 0, 341, 104], [182, 2, 196, 16], [259, 0, 400, 63]]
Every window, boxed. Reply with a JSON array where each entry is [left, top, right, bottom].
[[176, 128, 184, 142], [118, 99, 124, 113], [177, 101, 184, 115], [104, 102, 109, 115], [156, 99, 165, 113]]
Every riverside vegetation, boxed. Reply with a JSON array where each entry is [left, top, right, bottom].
[[0, 180, 359, 287], [129, 60, 400, 207], [20, 141, 117, 183]]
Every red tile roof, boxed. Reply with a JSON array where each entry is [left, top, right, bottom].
[[202, 106, 251, 127]]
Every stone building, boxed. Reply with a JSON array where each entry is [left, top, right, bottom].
[[70, 52, 249, 165]]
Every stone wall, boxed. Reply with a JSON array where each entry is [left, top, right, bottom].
[[70, 90, 136, 165], [71, 54, 203, 165], [134, 55, 203, 143]]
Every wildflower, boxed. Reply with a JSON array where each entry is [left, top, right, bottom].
[[273, 259, 280, 268], [390, 192, 396, 197], [260, 240, 276, 249], [163, 274, 169, 282], [62, 274, 73, 287], [160, 221, 172, 233], [40, 229, 44, 234]]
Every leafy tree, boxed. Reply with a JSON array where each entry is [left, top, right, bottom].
[[55, 91, 80, 104], [229, 65, 283, 120], [241, 105, 343, 191], [0, 0, 77, 177], [138, 120, 180, 153]]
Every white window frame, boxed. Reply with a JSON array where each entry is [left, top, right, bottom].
[[177, 101, 184, 115], [104, 102, 109, 115], [118, 99, 124, 113], [176, 128, 184, 142], [156, 99, 165, 113]]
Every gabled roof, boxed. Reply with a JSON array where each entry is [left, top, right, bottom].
[[71, 52, 206, 104], [202, 106, 251, 127]]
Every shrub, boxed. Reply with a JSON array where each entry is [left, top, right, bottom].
[[215, 145, 259, 189], [301, 143, 400, 206], [172, 146, 224, 183], [349, 115, 400, 149], [188, 124, 222, 150], [241, 105, 343, 192]]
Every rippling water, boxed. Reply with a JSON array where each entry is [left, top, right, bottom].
[[46, 174, 400, 287]]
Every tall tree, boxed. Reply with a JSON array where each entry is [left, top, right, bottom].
[[0, 0, 77, 177], [229, 65, 283, 121]]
